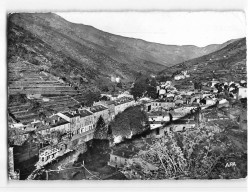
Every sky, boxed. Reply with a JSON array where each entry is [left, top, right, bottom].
[[56, 12, 246, 47]]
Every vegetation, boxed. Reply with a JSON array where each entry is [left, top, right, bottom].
[[129, 125, 247, 179], [8, 93, 27, 105], [159, 38, 246, 83], [94, 116, 108, 140], [130, 76, 158, 100], [109, 106, 149, 138]]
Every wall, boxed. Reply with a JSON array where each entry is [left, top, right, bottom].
[[109, 154, 129, 168]]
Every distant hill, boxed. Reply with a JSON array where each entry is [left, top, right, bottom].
[[8, 13, 231, 87], [159, 38, 246, 83]]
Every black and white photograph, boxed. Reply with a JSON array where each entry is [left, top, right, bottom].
[[7, 10, 247, 181]]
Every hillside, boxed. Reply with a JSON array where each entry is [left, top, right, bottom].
[[159, 38, 246, 83], [8, 13, 231, 85]]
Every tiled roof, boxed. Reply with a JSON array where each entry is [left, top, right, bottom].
[[90, 105, 108, 113], [79, 109, 93, 117], [62, 112, 80, 118]]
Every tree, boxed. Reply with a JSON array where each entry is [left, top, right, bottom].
[[100, 96, 109, 101], [147, 85, 157, 99], [194, 81, 202, 90], [116, 82, 123, 89], [130, 80, 147, 100], [126, 124, 243, 179], [109, 106, 149, 138], [93, 116, 107, 140]]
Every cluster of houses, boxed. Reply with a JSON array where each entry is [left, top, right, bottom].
[[9, 75, 247, 179], [174, 70, 190, 80], [107, 78, 247, 173], [9, 95, 136, 169]]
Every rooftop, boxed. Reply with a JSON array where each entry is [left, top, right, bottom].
[[79, 109, 93, 117], [90, 105, 108, 113], [171, 119, 196, 125], [62, 111, 81, 118]]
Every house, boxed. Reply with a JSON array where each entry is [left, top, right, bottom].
[[90, 104, 109, 124], [36, 141, 70, 168], [138, 99, 152, 112], [30, 115, 70, 136], [94, 100, 116, 120], [48, 115, 71, 134], [151, 101, 175, 111], [158, 89, 166, 96], [57, 111, 81, 135], [210, 79, 220, 88], [78, 109, 94, 134], [162, 120, 196, 132], [151, 99, 175, 111], [108, 139, 151, 168], [174, 74, 185, 80], [205, 98, 216, 105], [148, 113, 171, 123], [201, 110, 229, 122], [108, 149, 135, 168], [237, 87, 247, 99], [148, 122, 165, 138]]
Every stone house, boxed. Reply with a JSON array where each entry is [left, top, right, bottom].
[[78, 109, 94, 134], [90, 104, 109, 124], [57, 111, 81, 135]]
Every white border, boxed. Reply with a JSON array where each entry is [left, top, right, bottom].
[[0, 0, 247, 192]]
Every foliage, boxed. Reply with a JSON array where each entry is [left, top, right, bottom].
[[116, 82, 123, 89], [130, 76, 158, 100], [129, 125, 246, 179], [50, 131, 62, 145], [94, 116, 108, 140], [130, 80, 147, 100], [194, 82, 202, 90], [109, 106, 149, 138], [9, 93, 27, 105]]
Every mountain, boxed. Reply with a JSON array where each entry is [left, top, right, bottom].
[[159, 38, 246, 83], [8, 12, 232, 86]]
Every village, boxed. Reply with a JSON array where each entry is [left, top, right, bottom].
[[8, 70, 247, 180]]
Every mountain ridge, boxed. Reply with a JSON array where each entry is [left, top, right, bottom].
[[8, 13, 244, 92], [158, 37, 246, 83]]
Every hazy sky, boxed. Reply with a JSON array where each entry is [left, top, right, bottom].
[[57, 12, 246, 47]]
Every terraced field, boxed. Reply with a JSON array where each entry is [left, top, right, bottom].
[[8, 60, 91, 123], [8, 62, 78, 95]]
